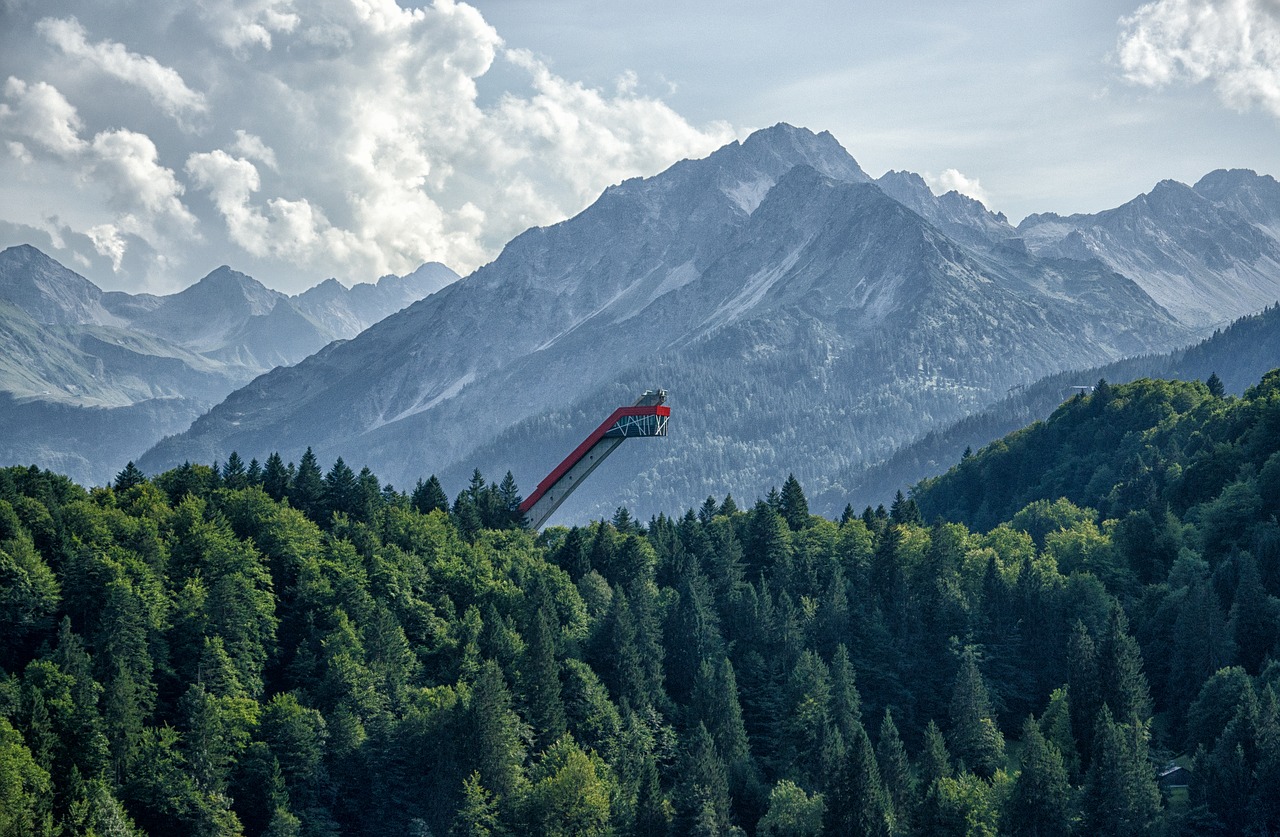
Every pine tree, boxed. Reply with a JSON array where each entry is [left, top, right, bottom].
[[262, 452, 290, 501], [947, 647, 1005, 778], [520, 606, 567, 751], [222, 452, 248, 490], [113, 462, 146, 491], [1206, 372, 1225, 398], [290, 448, 323, 519], [1006, 717, 1072, 837], [876, 709, 915, 835], [824, 721, 890, 837], [779, 474, 809, 530], [1081, 706, 1161, 837]]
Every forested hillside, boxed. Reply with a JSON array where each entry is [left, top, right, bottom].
[[3, 372, 1280, 835], [836, 301, 1280, 513]]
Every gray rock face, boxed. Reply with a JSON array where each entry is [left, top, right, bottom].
[[1018, 170, 1280, 327], [141, 125, 1217, 523], [0, 245, 456, 484]]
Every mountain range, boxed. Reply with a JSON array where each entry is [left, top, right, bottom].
[[830, 301, 1280, 515], [132, 125, 1280, 521], [0, 244, 456, 484]]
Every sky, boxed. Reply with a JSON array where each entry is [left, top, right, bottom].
[[1, 0, 1278, 294]]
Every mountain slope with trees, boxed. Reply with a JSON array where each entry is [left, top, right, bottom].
[[3, 368, 1279, 835], [140, 125, 1222, 523], [0, 245, 456, 485], [834, 302, 1280, 513]]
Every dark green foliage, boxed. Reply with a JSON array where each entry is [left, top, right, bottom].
[[824, 721, 890, 837], [2, 368, 1280, 836], [947, 647, 1005, 778], [1081, 707, 1161, 837], [1006, 717, 1073, 837]]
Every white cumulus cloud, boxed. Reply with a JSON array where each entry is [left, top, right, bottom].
[[0, 77, 87, 156], [0, 0, 733, 291], [927, 168, 992, 206], [36, 16, 208, 126], [1118, 0, 1280, 117]]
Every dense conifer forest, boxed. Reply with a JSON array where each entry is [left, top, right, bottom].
[[3, 372, 1280, 836]]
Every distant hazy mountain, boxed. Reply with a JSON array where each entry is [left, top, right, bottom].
[[833, 302, 1280, 514], [1019, 171, 1280, 327], [140, 125, 1205, 521], [0, 244, 456, 484]]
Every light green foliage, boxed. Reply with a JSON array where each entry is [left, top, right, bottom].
[[0, 716, 51, 837], [523, 737, 613, 837], [757, 779, 823, 837]]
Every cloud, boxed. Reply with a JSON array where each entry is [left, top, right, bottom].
[[0, 0, 733, 291], [1118, 0, 1280, 117], [0, 75, 197, 276], [36, 16, 208, 124], [196, 0, 300, 52], [927, 168, 992, 206], [230, 130, 278, 171], [0, 77, 87, 155]]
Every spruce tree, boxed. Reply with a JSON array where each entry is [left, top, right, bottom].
[[113, 462, 146, 491], [262, 452, 290, 501], [824, 721, 890, 837], [779, 474, 809, 530], [947, 647, 1005, 778], [1206, 372, 1225, 398], [1081, 706, 1161, 837], [876, 709, 915, 835], [675, 723, 731, 837], [1098, 607, 1152, 723], [411, 474, 450, 515], [290, 448, 323, 519], [222, 452, 248, 490], [520, 606, 566, 752], [1006, 717, 1072, 837]]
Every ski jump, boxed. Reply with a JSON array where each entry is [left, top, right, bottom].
[[519, 390, 670, 529]]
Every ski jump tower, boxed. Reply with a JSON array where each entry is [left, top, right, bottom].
[[519, 390, 670, 530]]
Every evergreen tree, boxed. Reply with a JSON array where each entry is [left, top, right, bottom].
[[1006, 717, 1072, 837], [876, 709, 915, 835], [246, 457, 263, 486], [290, 448, 324, 519], [824, 721, 890, 837], [468, 659, 526, 801], [947, 647, 1005, 778], [1098, 607, 1152, 723], [222, 452, 248, 490], [918, 720, 952, 787], [411, 474, 450, 515], [520, 606, 567, 752], [113, 462, 146, 491], [779, 474, 809, 530], [262, 452, 290, 501], [451, 772, 501, 837], [675, 723, 731, 837], [1081, 707, 1161, 837], [322, 457, 360, 522], [1206, 372, 1225, 398], [1228, 552, 1279, 673], [497, 472, 522, 526]]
